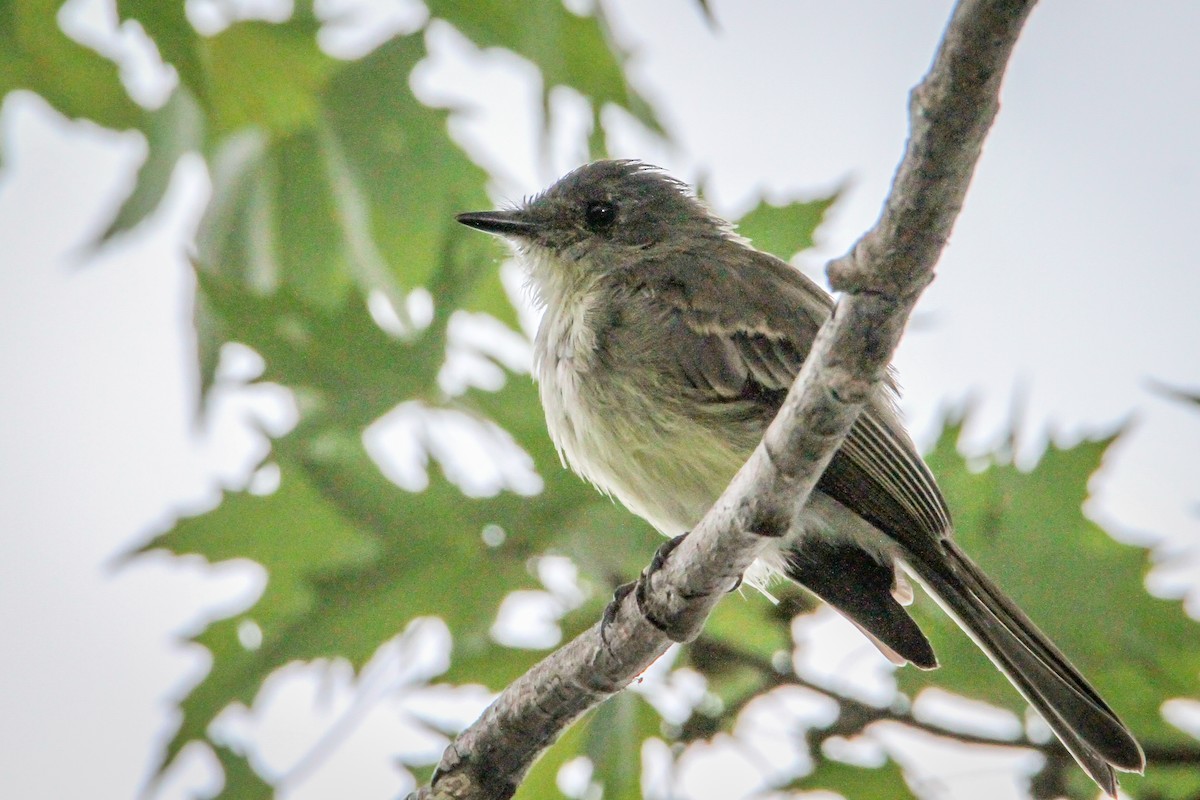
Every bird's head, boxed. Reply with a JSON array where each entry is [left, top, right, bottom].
[[457, 160, 729, 293]]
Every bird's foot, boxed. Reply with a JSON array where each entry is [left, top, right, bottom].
[[600, 533, 692, 645], [600, 580, 636, 648], [635, 532, 691, 641]]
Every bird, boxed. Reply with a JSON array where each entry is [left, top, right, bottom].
[[456, 159, 1144, 795]]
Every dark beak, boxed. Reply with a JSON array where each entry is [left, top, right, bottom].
[[455, 210, 538, 237]]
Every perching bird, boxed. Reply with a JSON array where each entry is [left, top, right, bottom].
[[456, 159, 1144, 795]]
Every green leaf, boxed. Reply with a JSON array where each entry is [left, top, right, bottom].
[[145, 348, 647, 780], [269, 127, 355, 307], [211, 744, 274, 800], [514, 709, 589, 800], [195, 131, 275, 289], [788, 757, 917, 800], [703, 589, 798, 664], [196, 33, 493, 304], [0, 0, 139, 131], [203, 19, 334, 137], [148, 424, 558, 776], [460, 256, 522, 331], [510, 695, 660, 800], [426, 0, 662, 135], [136, 464, 379, 618], [1117, 762, 1200, 800], [676, 590, 811, 741], [161, 242, 657, 776], [116, 0, 208, 106], [733, 192, 837, 261], [899, 417, 1200, 748], [140, 458, 380, 771], [442, 598, 604, 689], [196, 270, 444, 426], [94, 88, 204, 244], [320, 34, 490, 292], [586, 693, 660, 800]]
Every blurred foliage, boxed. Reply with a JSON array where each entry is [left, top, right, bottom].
[[0, 0, 141, 135], [909, 422, 1200, 745], [5, 2, 1198, 800]]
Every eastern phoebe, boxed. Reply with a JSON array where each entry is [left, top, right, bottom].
[[457, 160, 1143, 794]]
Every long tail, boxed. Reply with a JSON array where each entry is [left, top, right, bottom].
[[906, 539, 1145, 796]]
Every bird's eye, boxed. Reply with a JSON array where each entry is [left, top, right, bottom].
[[584, 200, 617, 232]]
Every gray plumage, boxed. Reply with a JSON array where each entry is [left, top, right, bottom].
[[457, 159, 1144, 795]]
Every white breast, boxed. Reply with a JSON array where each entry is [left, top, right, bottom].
[[534, 289, 598, 469]]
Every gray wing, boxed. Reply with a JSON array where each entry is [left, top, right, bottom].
[[636, 243, 952, 550], [631, 244, 945, 667]]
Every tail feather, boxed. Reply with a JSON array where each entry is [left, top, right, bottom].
[[907, 540, 1144, 794]]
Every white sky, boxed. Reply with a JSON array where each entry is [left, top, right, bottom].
[[1, 1, 1198, 799]]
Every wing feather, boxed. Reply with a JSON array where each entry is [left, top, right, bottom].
[[635, 243, 951, 542]]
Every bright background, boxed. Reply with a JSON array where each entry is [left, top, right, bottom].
[[1, 0, 1198, 798]]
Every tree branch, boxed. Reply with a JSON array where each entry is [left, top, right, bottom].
[[411, 1, 1038, 797]]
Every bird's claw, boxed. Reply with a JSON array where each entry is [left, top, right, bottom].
[[634, 532, 690, 640], [603, 533, 697, 645], [600, 581, 636, 648]]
